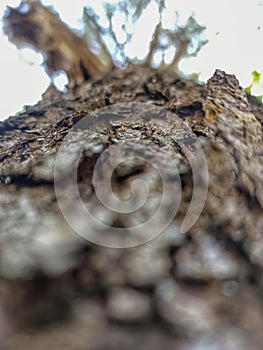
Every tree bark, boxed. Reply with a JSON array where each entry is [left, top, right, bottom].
[[0, 65, 263, 350]]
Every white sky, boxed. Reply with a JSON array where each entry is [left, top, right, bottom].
[[0, 0, 263, 120]]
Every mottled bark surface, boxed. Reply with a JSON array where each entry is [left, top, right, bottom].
[[0, 65, 263, 350]]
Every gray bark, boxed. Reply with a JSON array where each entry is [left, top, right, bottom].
[[0, 65, 263, 350]]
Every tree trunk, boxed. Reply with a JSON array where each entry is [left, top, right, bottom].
[[0, 64, 263, 350]]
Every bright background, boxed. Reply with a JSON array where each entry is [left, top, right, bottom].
[[0, 0, 263, 120]]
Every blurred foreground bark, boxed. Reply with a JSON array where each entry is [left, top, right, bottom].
[[0, 64, 263, 350], [1, 2, 263, 350]]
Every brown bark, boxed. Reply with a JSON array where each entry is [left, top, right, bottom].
[[0, 63, 263, 349], [1, 4, 263, 348], [3, 1, 108, 87]]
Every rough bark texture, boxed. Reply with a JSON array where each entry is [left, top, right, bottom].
[[0, 65, 263, 350]]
